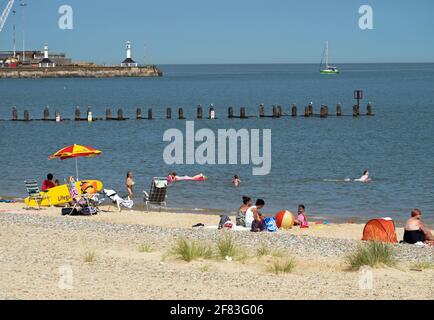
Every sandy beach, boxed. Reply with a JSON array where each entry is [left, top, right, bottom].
[[0, 202, 433, 300]]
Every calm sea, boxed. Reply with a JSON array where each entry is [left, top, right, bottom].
[[0, 63, 433, 224]]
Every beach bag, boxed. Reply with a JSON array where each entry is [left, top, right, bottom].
[[264, 217, 278, 232], [251, 220, 265, 233], [218, 215, 231, 230]]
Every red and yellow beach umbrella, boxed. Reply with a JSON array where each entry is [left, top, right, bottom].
[[49, 144, 102, 180]]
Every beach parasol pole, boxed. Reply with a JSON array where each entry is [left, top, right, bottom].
[[75, 157, 79, 181]]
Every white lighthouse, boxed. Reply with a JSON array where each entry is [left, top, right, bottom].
[[121, 41, 138, 67], [39, 43, 56, 68]]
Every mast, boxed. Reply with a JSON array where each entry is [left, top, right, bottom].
[[325, 40, 329, 68]]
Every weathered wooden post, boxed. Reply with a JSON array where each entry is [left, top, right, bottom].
[[136, 108, 142, 119], [272, 106, 278, 118], [178, 108, 185, 119], [12, 107, 18, 121], [240, 107, 247, 119], [209, 107, 216, 119], [117, 108, 124, 120], [320, 105, 328, 118], [259, 104, 265, 118], [336, 103, 342, 116], [367, 102, 373, 116], [43, 107, 50, 121], [24, 110, 30, 121], [228, 107, 234, 119], [197, 105, 203, 119], [308, 102, 313, 116], [277, 105, 283, 117], [55, 111, 61, 122], [291, 104, 297, 117], [166, 107, 172, 119], [304, 106, 309, 117], [87, 107, 93, 122], [352, 105, 360, 117], [148, 108, 153, 120], [106, 108, 112, 120], [75, 107, 81, 121]]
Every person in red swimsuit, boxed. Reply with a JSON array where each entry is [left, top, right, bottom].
[[41, 173, 56, 191]]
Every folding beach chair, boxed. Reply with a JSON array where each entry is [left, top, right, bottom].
[[65, 177, 101, 215], [143, 177, 168, 212], [24, 179, 51, 209]]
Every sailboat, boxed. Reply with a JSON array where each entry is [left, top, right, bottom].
[[320, 41, 339, 74]]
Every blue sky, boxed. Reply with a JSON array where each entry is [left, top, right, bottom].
[[1, 0, 433, 64]]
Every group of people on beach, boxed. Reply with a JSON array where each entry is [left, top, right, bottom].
[[236, 196, 309, 232]]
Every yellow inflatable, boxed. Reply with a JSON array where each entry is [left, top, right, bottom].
[[24, 180, 103, 207]]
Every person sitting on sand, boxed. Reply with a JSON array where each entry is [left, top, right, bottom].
[[246, 199, 265, 232], [232, 175, 241, 187], [294, 204, 309, 228], [41, 173, 56, 191], [126, 171, 135, 200], [167, 172, 205, 183], [404, 209, 434, 244], [236, 196, 252, 227]]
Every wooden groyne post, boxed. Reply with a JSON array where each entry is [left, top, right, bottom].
[[178, 108, 185, 120], [352, 105, 360, 117], [259, 104, 265, 118], [75, 107, 81, 121], [240, 107, 247, 119], [12, 107, 18, 121], [367, 102, 374, 116], [136, 108, 142, 120], [106, 108, 112, 120], [228, 107, 234, 119], [87, 107, 93, 122], [197, 105, 203, 119], [24, 110, 30, 121], [320, 105, 329, 118], [148, 108, 153, 120], [291, 104, 297, 117], [166, 107, 172, 119], [55, 111, 61, 122], [209, 107, 216, 119], [43, 107, 50, 121], [336, 103, 342, 116]]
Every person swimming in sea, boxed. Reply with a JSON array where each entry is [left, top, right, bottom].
[[167, 172, 206, 184], [356, 170, 371, 183], [232, 175, 241, 187]]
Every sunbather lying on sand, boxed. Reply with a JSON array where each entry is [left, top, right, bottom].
[[404, 209, 434, 244]]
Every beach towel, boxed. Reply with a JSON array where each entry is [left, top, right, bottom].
[[264, 217, 278, 232], [103, 189, 134, 211]]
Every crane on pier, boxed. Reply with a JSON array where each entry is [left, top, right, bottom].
[[0, 0, 15, 33]]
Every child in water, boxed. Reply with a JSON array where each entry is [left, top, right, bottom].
[[232, 175, 241, 187]]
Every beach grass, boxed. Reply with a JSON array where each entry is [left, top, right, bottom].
[[216, 234, 238, 259], [268, 257, 296, 275], [83, 250, 96, 263], [173, 237, 213, 262], [138, 243, 153, 253], [256, 244, 270, 258], [345, 241, 396, 270], [410, 261, 434, 270]]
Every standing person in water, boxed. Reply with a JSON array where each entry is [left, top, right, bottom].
[[126, 171, 135, 200], [236, 196, 252, 227], [404, 209, 434, 244], [232, 175, 241, 187]]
